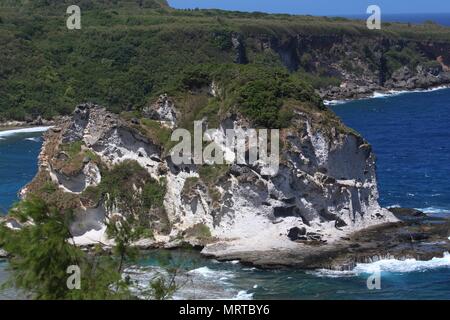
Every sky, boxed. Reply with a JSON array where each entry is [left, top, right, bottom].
[[168, 0, 450, 16]]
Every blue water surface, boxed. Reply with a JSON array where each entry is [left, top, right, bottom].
[[331, 88, 450, 216], [0, 132, 43, 214]]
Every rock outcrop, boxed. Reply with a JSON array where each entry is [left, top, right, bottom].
[[206, 209, 450, 269], [248, 33, 450, 101], [21, 101, 398, 262], [142, 94, 178, 127]]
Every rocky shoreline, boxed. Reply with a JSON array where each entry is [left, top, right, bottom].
[[0, 118, 55, 132], [1, 80, 450, 271], [319, 65, 450, 101], [323, 84, 450, 105], [202, 208, 450, 270], [3, 208, 447, 271]]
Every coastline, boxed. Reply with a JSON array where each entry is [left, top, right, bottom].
[[0, 126, 53, 136], [203, 209, 450, 269], [0, 118, 55, 133], [323, 84, 450, 106], [1, 85, 450, 272]]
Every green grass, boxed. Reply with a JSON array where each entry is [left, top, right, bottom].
[[56, 141, 101, 176], [98, 160, 168, 232], [60, 141, 83, 159], [140, 118, 173, 148], [184, 223, 212, 241]]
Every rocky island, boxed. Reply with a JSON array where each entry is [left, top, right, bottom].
[[1, 1, 450, 275], [13, 97, 449, 270]]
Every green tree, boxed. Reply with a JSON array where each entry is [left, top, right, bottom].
[[0, 198, 131, 299], [0, 196, 184, 300]]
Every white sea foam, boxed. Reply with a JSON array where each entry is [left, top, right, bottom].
[[415, 207, 450, 216], [323, 99, 349, 106], [188, 266, 235, 281], [312, 252, 450, 278], [353, 252, 450, 274], [324, 85, 450, 106], [233, 290, 254, 300], [242, 267, 257, 271], [0, 126, 51, 138], [371, 86, 450, 99], [126, 265, 253, 300], [24, 137, 41, 142], [308, 269, 356, 278]]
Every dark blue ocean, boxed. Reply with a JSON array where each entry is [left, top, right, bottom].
[[1, 89, 450, 299], [0, 130, 44, 214], [344, 13, 450, 27], [332, 89, 450, 216]]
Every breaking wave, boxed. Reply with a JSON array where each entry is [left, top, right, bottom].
[[24, 137, 41, 142], [415, 207, 450, 216], [0, 127, 51, 138], [371, 86, 450, 99], [324, 85, 450, 106], [353, 252, 450, 274], [311, 252, 450, 278], [125, 265, 253, 300]]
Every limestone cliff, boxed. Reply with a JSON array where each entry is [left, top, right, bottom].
[[22, 99, 396, 260], [249, 34, 450, 100]]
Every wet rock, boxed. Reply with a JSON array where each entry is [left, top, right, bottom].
[[398, 232, 430, 242], [335, 218, 348, 228], [389, 208, 427, 221], [274, 206, 300, 218], [287, 227, 307, 241], [207, 217, 450, 269]]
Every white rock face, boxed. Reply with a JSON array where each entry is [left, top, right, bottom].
[[142, 94, 177, 128], [28, 104, 397, 256]]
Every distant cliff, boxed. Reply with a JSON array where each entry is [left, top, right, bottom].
[[2, 1, 450, 120]]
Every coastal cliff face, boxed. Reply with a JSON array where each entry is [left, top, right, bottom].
[[22, 100, 396, 259], [243, 33, 450, 100]]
